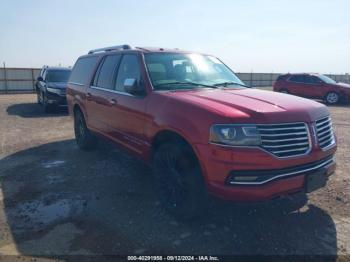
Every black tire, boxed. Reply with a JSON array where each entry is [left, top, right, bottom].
[[153, 141, 208, 220], [74, 109, 97, 150], [279, 89, 289, 94], [325, 92, 340, 105]]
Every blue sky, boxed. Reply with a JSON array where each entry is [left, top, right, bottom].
[[0, 0, 349, 73]]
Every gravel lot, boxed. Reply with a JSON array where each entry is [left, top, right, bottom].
[[0, 94, 349, 261]]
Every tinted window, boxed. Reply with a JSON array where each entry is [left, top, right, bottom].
[[46, 70, 71, 82], [289, 75, 305, 83], [94, 55, 121, 89], [303, 75, 315, 84], [69, 56, 99, 85], [115, 55, 142, 92]]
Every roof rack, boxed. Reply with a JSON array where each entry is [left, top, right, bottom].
[[88, 44, 132, 54]]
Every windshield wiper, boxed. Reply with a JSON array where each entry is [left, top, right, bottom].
[[214, 81, 249, 88], [154, 81, 217, 90]]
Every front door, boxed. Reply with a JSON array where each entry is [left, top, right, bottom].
[[107, 54, 150, 156]]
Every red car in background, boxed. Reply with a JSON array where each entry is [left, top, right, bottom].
[[273, 73, 350, 104]]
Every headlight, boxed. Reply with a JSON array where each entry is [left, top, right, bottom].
[[46, 87, 63, 95], [209, 124, 261, 146]]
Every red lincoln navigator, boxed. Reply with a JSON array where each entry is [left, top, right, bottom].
[[273, 73, 350, 104], [67, 45, 337, 219]]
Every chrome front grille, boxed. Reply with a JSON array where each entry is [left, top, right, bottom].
[[315, 116, 335, 149], [257, 123, 310, 158]]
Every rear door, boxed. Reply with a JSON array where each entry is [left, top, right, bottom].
[[86, 54, 121, 134], [287, 75, 309, 96]]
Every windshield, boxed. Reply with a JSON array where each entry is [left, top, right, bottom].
[[144, 53, 245, 90], [46, 70, 71, 82], [318, 74, 337, 84]]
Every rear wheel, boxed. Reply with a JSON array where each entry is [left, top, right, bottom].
[[325, 92, 340, 105], [153, 141, 208, 220], [74, 109, 97, 150]]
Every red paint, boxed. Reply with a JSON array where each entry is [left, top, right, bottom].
[[67, 48, 337, 202]]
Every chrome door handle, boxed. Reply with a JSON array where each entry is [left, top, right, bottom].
[[86, 93, 92, 100], [109, 99, 117, 105]]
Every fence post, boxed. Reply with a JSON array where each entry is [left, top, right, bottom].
[[271, 72, 273, 87], [31, 68, 35, 92], [250, 71, 253, 87], [3, 63, 7, 94]]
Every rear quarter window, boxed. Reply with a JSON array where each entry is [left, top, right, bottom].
[[69, 56, 99, 85]]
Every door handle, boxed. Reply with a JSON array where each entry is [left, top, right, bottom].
[[86, 92, 92, 100], [109, 99, 117, 105]]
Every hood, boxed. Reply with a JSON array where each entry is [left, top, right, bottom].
[[162, 88, 329, 123], [336, 82, 350, 89], [47, 82, 67, 89]]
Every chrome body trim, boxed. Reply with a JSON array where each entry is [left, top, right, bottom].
[[229, 157, 335, 185]]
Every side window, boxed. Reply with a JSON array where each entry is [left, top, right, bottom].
[[289, 75, 304, 83], [69, 56, 99, 85], [115, 55, 142, 92], [303, 76, 312, 84], [312, 76, 323, 84], [94, 55, 121, 90]]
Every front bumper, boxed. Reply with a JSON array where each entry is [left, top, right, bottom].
[[195, 143, 336, 202], [46, 92, 67, 106], [226, 155, 334, 185]]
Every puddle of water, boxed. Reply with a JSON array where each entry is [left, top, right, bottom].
[[11, 198, 84, 231], [42, 160, 66, 168]]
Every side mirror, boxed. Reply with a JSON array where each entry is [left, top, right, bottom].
[[123, 78, 144, 95], [37, 76, 44, 82]]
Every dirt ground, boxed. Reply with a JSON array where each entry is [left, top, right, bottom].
[[0, 94, 349, 261]]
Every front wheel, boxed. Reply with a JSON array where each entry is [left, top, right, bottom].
[[153, 142, 208, 220], [325, 92, 340, 105], [41, 92, 55, 113], [74, 109, 97, 150]]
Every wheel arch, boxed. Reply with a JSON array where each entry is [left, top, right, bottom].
[[151, 129, 201, 166], [325, 91, 341, 104], [151, 128, 209, 190]]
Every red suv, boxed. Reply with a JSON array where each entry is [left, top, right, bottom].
[[273, 73, 350, 104], [67, 45, 337, 219]]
